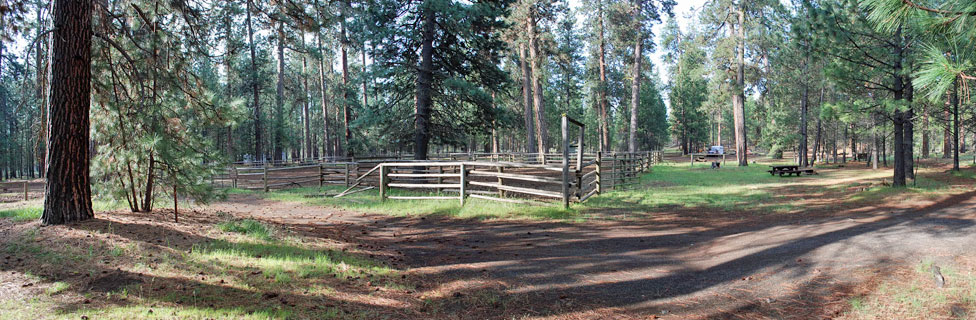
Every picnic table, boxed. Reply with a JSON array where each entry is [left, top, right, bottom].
[[768, 165, 817, 177]]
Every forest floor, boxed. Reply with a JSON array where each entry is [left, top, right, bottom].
[[2, 158, 976, 319]]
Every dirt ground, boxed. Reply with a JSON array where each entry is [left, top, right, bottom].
[[204, 189, 976, 319], [3, 160, 976, 319]]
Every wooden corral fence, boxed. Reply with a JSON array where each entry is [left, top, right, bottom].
[[0, 180, 44, 201], [213, 115, 662, 208], [213, 162, 358, 192], [328, 150, 651, 208]]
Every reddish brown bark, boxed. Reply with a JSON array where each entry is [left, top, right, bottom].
[[42, 0, 94, 224]]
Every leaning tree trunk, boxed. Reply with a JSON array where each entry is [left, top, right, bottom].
[[413, 5, 435, 160], [43, 0, 94, 225]]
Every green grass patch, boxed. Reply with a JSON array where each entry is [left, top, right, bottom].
[[266, 186, 581, 221], [583, 163, 794, 213], [225, 188, 254, 195], [191, 239, 396, 283], [0, 200, 126, 222], [45, 282, 69, 295], [0, 206, 41, 221], [217, 219, 273, 240]]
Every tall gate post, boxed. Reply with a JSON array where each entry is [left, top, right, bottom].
[[379, 165, 388, 202], [596, 151, 602, 194], [561, 116, 570, 209], [459, 163, 468, 206], [262, 166, 269, 192]]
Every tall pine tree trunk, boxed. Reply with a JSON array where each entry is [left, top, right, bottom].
[[491, 92, 499, 153], [922, 102, 929, 158], [598, 1, 610, 151], [891, 67, 906, 183], [527, 8, 548, 157], [302, 35, 312, 160], [952, 76, 960, 170], [628, 0, 642, 153], [811, 86, 824, 164], [43, 0, 94, 224], [223, 13, 235, 161], [274, 21, 285, 162], [414, 3, 435, 160], [799, 79, 809, 167], [943, 102, 951, 158], [246, 0, 262, 161], [519, 42, 536, 153], [37, 5, 48, 176], [361, 46, 368, 111], [732, 3, 748, 166], [904, 79, 914, 179], [339, 2, 352, 157], [316, 29, 333, 158]]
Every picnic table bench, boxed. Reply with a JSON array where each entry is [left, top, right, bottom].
[[768, 165, 817, 177]]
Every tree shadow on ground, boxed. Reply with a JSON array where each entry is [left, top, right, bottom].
[[268, 189, 976, 317], [0, 211, 429, 319]]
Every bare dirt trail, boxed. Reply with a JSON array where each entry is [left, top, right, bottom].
[[208, 191, 976, 318]]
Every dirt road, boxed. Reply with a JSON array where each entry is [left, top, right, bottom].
[[211, 191, 976, 318]]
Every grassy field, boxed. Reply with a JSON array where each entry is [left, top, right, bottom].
[[256, 161, 971, 221], [263, 186, 583, 220]]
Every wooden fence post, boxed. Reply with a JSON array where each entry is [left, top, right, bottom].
[[496, 166, 505, 197], [437, 166, 445, 193], [344, 163, 351, 187], [596, 151, 602, 194], [561, 115, 570, 209], [459, 163, 467, 206], [379, 165, 388, 202], [232, 167, 238, 189], [318, 164, 324, 188], [263, 166, 269, 192], [24, 181, 28, 201]]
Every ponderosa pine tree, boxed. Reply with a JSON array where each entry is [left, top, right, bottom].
[[364, 0, 508, 160], [42, 0, 93, 224]]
